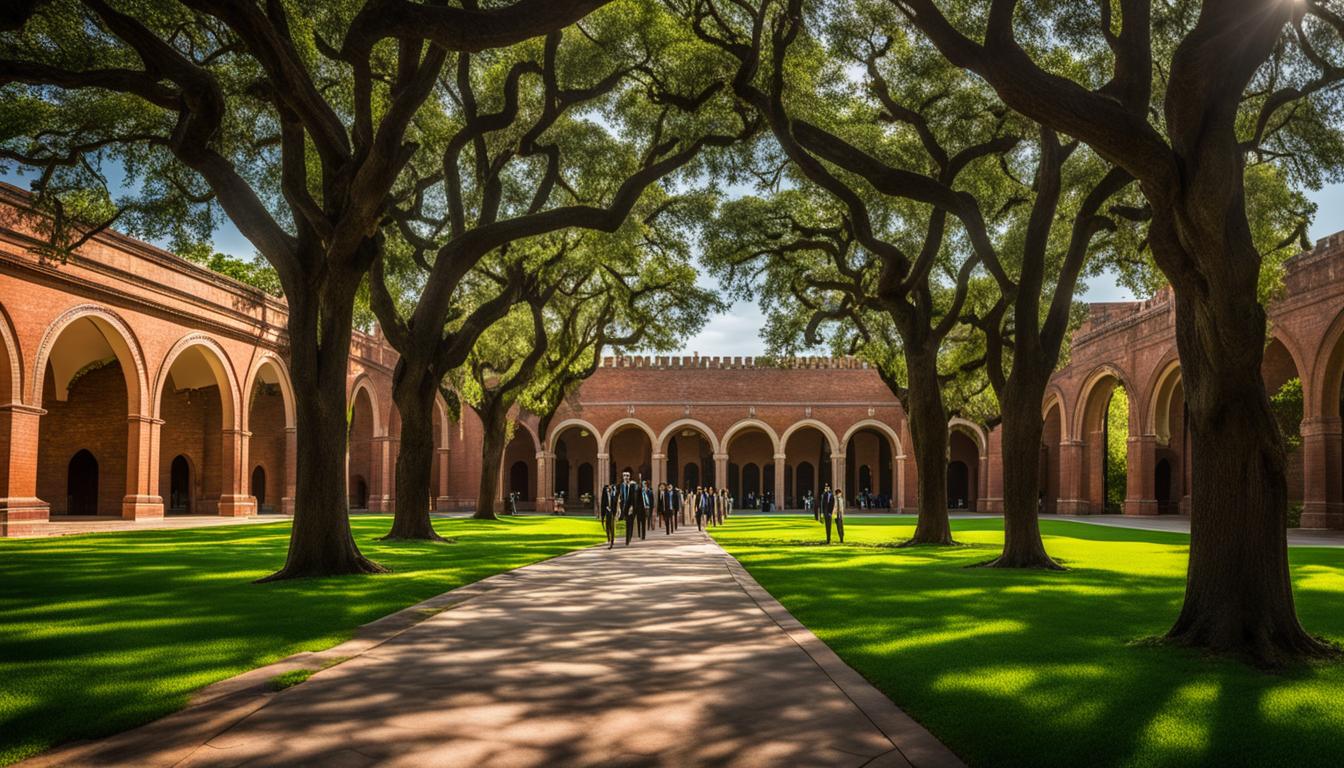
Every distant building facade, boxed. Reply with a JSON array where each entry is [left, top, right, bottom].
[[1, 183, 1341, 535]]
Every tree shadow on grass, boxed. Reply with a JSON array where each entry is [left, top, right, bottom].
[[0, 515, 605, 765], [711, 516, 1344, 768]]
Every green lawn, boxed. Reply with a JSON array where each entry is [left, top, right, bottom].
[[0, 515, 602, 765], [711, 516, 1344, 768]]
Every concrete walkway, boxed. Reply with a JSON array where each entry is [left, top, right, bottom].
[[29, 528, 962, 768]]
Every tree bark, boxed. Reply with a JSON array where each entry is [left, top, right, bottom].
[[472, 402, 508, 520], [984, 378, 1062, 569], [900, 346, 955, 546], [260, 284, 385, 581], [382, 356, 445, 541], [1161, 255, 1333, 663]]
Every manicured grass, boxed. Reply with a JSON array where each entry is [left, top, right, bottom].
[[711, 516, 1344, 768], [0, 515, 603, 765]]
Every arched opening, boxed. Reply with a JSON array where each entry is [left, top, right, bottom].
[[158, 343, 234, 516], [251, 465, 267, 508], [1040, 400, 1063, 514], [846, 426, 895, 510], [608, 423, 654, 486], [1149, 363, 1190, 516], [501, 424, 538, 510], [726, 426, 774, 507], [947, 460, 969, 510], [665, 425, 714, 488], [948, 429, 980, 511], [66, 449, 98, 516], [38, 315, 136, 516], [1263, 337, 1305, 510], [168, 454, 192, 514], [247, 359, 290, 515], [348, 386, 376, 511], [552, 423, 599, 510], [1079, 373, 1131, 515], [784, 424, 833, 507]]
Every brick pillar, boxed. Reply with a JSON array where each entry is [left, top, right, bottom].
[[1055, 439, 1088, 515], [536, 451, 553, 512], [435, 446, 450, 512], [1301, 415, 1343, 529], [773, 453, 786, 509], [1123, 434, 1158, 515], [894, 450, 906, 513], [982, 428, 1003, 513], [281, 426, 296, 515], [832, 453, 846, 507], [0, 403, 49, 535], [217, 427, 255, 517], [123, 414, 164, 519], [713, 452, 729, 493], [597, 452, 610, 494], [368, 435, 393, 512], [651, 452, 666, 490]]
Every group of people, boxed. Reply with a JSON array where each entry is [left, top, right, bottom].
[[812, 484, 846, 544], [598, 472, 732, 548]]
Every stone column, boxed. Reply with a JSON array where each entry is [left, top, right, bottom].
[[217, 427, 255, 517], [123, 413, 164, 519], [1124, 434, 1158, 516], [281, 426, 297, 515], [366, 435, 394, 512], [713, 452, 729, 492], [435, 446, 451, 512], [1055, 439, 1088, 516], [1301, 415, 1343, 529], [0, 403, 49, 535], [981, 428, 1003, 513], [773, 453, 786, 509]]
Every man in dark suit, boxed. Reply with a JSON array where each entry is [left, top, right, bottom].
[[638, 478, 652, 540], [600, 482, 618, 549], [819, 483, 837, 544], [657, 482, 675, 535], [619, 471, 639, 546]]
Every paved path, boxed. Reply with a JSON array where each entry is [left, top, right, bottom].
[[31, 528, 961, 768]]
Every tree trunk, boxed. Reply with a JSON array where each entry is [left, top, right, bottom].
[[984, 378, 1062, 569], [473, 402, 508, 520], [260, 286, 385, 581], [382, 357, 444, 541], [900, 347, 955, 546], [1162, 280, 1332, 663]]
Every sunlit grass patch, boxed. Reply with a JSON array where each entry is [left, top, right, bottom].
[[711, 516, 1344, 768]]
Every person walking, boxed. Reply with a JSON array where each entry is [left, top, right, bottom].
[[696, 486, 710, 531], [658, 482, 676, 535], [638, 478, 652, 541], [717, 488, 729, 526], [819, 483, 836, 542], [620, 471, 640, 546], [833, 488, 847, 544], [600, 482, 618, 549]]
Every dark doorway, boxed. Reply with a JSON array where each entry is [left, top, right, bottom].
[[510, 460, 529, 498], [169, 454, 191, 515], [66, 449, 99, 516], [577, 463, 594, 501], [742, 463, 760, 497], [251, 466, 267, 508], [796, 461, 815, 500], [1155, 458, 1172, 514], [947, 460, 970, 509], [683, 463, 700, 489], [352, 476, 369, 509]]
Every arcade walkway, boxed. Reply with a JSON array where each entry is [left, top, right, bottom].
[[26, 528, 962, 768]]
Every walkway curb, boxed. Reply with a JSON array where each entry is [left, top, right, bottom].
[[718, 547, 966, 768]]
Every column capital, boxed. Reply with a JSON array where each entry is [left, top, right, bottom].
[[713, 452, 729, 461], [596, 452, 610, 460], [651, 452, 667, 460], [773, 453, 787, 461], [128, 414, 165, 425], [0, 402, 45, 416]]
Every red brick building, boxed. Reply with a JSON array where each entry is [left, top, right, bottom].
[[1, 183, 1342, 534]]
